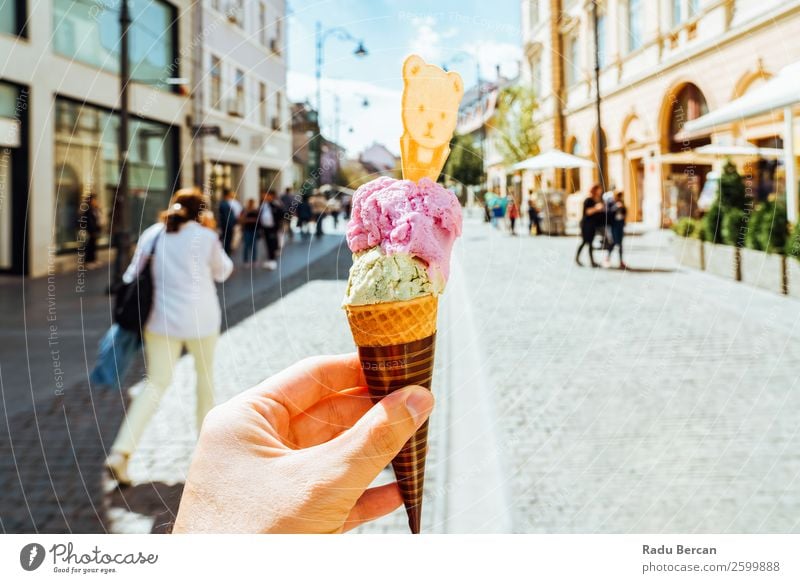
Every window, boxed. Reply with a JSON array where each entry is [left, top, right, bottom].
[[259, 82, 268, 126], [1, 0, 24, 36], [530, 0, 540, 27], [566, 35, 580, 86], [53, 98, 177, 252], [274, 19, 282, 54], [627, 0, 642, 52], [672, 0, 682, 26], [531, 55, 542, 96], [234, 69, 245, 116], [259, 3, 268, 46], [597, 11, 607, 68], [52, 0, 176, 87], [689, 0, 700, 16], [210, 55, 222, 109], [273, 91, 282, 129]]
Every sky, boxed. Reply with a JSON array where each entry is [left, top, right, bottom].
[[286, 0, 522, 157]]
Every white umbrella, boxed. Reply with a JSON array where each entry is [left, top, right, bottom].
[[511, 149, 595, 171], [694, 143, 784, 158]]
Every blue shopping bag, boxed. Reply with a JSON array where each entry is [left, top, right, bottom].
[[89, 324, 142, 389]]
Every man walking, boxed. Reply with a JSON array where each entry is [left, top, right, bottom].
[[259, 190, 281, 271], [309, 189, 328, 237], [218, 190, 241, 257]]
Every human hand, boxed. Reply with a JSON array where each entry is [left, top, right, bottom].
[[173, 354, 434, 534]]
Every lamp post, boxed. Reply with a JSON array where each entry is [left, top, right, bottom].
[[314, 22, 367, 187], [592, 1, 606, 191], [444, 53, 485, 194], [110, 0, 132, 289]]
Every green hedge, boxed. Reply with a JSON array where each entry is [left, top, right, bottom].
[[746, 201, 787, 253], [673, 217, 702, 239]]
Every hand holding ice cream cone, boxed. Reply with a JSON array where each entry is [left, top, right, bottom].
[[342, 54, 464, 533]]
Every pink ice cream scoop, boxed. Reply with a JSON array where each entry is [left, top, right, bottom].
[[346, 176, 463, 283]]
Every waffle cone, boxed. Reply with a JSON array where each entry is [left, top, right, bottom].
[[345, 294, 438, 533]]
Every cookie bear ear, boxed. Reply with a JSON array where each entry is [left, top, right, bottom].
[[403, 54, 425, 78], [448, 71, 464, 97]]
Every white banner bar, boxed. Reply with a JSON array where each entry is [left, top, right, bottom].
[[1, 534, 798, 582]]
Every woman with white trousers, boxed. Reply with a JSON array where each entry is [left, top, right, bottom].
[[105, 188, 233, 485]]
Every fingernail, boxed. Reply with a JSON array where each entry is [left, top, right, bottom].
[[404, 388, 433, 425]]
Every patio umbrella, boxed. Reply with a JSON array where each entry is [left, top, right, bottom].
[[511, 149, 595, 171]]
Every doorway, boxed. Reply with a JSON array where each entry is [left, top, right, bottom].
[[627, 157, 644, 222]]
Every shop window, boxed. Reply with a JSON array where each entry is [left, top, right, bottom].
[[52, 0, 177, 89], [53, 98, 177, 252]]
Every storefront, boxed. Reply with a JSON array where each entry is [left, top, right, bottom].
[[53, 97, 179, 253], [0, 80, 28, 274]]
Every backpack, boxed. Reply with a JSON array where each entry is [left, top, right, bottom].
[[113, 231, 162, 337]]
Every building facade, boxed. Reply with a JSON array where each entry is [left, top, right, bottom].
[[521, 0, 800, 227], [1, 0, 195, 276], [195, 0, 290, 206]]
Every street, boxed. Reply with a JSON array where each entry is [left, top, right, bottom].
[[4, 214, 797, 533]]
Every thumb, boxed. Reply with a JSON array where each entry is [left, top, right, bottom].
[[323, 386, 434, 488]]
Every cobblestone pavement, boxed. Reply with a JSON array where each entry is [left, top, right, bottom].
[[457, 215, 800, 533], [0, 228, 349, 533]]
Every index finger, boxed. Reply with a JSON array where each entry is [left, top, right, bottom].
[[245, 353, 366, 417]]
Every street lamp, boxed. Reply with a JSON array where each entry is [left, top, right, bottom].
[[314, 22, 367, 187], [592, 1, 606, 191], [444, 52, 486, 194]]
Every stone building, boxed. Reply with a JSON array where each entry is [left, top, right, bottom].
[[520, 0, 800, 227]]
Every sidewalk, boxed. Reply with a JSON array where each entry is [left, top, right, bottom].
[[0, 228, 349, 533], [458, 218, 800, 533]]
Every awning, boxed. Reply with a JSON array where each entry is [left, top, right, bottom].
[[682, 61, 800, 133], [511, 149, 595, 171], [694, 143, 784, 158]]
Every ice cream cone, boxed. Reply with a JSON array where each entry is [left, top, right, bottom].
[[344, 294, 438, 533]]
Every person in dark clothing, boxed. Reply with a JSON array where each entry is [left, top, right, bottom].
[[507, 196, 519, 235], [79, 193, 102, 266], [218, 190, 240, 257], [527, 195, 541, 236], [259, 190, 281, 270], [280, 187, 295, 244], [575, 184, 605, 267], [606, 191, 627, 269], [239, 198, 261, 266], [296, 195, 313, 237]]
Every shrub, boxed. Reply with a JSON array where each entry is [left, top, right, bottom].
[[722, 207, 747, 247], [673, 217, 702, 239], [703, 200, 725, 244], [747, 201, 788, 253], [786, 223, 800, 260]]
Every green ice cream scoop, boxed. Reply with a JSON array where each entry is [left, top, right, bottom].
[[343, 248, 443, 306]]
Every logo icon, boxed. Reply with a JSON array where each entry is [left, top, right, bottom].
[[20, 543, 46, 571]]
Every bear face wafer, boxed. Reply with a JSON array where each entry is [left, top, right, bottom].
[[400, 54, 464, 182]]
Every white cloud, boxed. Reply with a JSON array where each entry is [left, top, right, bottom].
[[287, 71, 402, 157], [467, 41, 523, 81], [409, 15, 444, 63]]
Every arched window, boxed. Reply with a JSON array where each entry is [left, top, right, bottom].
[[667, 83, 709, 152], [567, 139, 582, 194]]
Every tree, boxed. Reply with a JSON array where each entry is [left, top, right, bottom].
[[443, 133, 483, 186], [492, 85, 541, 166]]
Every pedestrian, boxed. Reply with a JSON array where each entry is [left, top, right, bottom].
[[79, 192, 101, 267], [280, 187, 296, 244], [605, 191, 627, 269], [309, 189, 328, 237], [218, 189, 241, 257], [575, 184, 605, 267], [527, 196, 541, 236], [507, 196, 519, 236], [259, 190, 281, 270], [297, 194, 313, 237], [239, 198, 261, 266], [104, 188, 233, 485]]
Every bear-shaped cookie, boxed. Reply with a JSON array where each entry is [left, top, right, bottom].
[[400, 54, 464, 183]]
